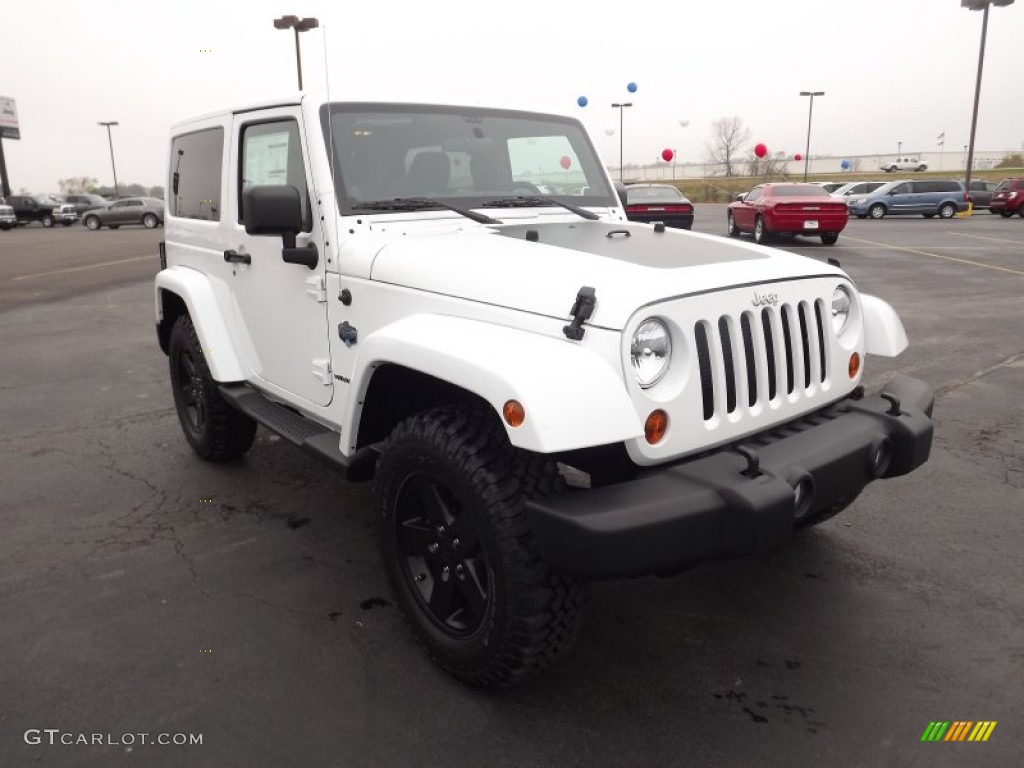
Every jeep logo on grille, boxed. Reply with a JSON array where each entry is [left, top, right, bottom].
[[751, 291, 779, 307]]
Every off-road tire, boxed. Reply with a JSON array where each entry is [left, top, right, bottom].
[[375, 404, 586, 687], [168, 315, 256, 461]]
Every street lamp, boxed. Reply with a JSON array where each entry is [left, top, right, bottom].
[[799, 91, 824, 182], [273, 15, 319, 90], [960, 0, 1014, 192], [611, 102, 632, 181], [897, 140, 902, 155], [97, 121, 120, 198]]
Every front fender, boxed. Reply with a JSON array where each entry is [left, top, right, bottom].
[[349, 314, 643, 454], [155, 267, 247, 382], [860, 293, 908, 357]]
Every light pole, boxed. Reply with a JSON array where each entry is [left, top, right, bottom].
[[273, 15, 319, 90], [897, 140, 902, 155], [799, 91, 824, 182], [97, 121, 120, 198], [611, 102, 632, 181], [960, 0, 1014, 192]]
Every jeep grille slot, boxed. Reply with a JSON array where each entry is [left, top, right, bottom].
[[696, 301, 828, 423]]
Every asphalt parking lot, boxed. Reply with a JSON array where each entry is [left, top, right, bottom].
[[1, 210, 1021, 767]]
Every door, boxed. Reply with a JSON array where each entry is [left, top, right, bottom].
[[228, 109, 333, 407], [888, 182, 914, 214], [736, 186, 762, 230]]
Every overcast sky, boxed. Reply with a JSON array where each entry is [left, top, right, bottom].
[[2, 0, 1022, 193]]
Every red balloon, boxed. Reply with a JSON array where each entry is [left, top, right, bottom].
[[754, 143, 768, 159], [661, 148, 674, 162], [794, 153, 803, 161], [559, 155, 572, 170]]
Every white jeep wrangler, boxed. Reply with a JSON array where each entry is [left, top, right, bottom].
[[156, 96, 934, 686]]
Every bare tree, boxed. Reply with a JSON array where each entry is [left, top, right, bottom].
[[746, 150, 790, 179], [705, 117, 752, 177], [58, 177, 99, 194]]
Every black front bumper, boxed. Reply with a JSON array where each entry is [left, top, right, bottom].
[[526, 375, 934, 579]]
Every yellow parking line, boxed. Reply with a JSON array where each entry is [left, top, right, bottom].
[[947, 232, 1024, 246], [12, 255, 153, 282], [842, 235, 1024, 276]]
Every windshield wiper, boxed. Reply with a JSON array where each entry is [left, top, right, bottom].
[[351, 197, 501, 225], [480, 195, 600, 221]]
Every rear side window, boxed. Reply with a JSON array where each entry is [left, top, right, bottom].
[[239, 119, 311, 231], [169, 127, 224, 221], [935, 181, 960, 193]]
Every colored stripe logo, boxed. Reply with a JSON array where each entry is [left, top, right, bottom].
[[921, 721, 997, 742]]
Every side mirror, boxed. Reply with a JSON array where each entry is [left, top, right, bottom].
[[613, 181, 629, 209], [242, 185, 318, 270], [735, 193, 745, 202]]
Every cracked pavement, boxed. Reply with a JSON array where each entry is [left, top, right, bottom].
[[1, 212, 1022, 767]]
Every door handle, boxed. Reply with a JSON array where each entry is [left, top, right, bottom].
[[223, 249, 251, 264]]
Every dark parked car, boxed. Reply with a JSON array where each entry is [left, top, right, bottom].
[[624, 184, 694, 229], [989, 178, 1023, 217], [964, 180, 998, 210], [7, 195, 78, 227], [64, 193, 109, 217], [82, 197, 165, 230], [727, 183, 848, 245]]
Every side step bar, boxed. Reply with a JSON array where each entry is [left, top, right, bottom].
[[220, 384, 377, 481]]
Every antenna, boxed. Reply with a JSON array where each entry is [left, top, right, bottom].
[[322, 23, 336, 187]]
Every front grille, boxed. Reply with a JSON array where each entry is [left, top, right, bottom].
[[695, 301, 829, 421]]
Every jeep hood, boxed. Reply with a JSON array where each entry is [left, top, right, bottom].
[[367, 220, 844, 330]]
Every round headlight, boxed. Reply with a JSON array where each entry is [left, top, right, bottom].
[[631, 319, 671, 389], [831, 285, 852, 334]]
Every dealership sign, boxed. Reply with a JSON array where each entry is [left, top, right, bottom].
[[0, 96, 20, 140]]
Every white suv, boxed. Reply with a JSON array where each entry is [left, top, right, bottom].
[[882, 157, 928, 172], [155, 95, 935, 686]]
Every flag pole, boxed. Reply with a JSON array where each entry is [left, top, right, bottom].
[[938, 130, 945, 170]]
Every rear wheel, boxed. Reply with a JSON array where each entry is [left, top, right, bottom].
[[820, 232, 839, 245], [375, 404, 586, 687], [869, 203, 886, 219], [726, 210, 738, 237], [142, 213, 158, 229], [753, 215, 769, 244], [938, 203, 956, 219], [168, 315, 257, 461], [1019, 207, 1024, 218], [41, 215, 54, 228], [999, 210, 1011, 218]]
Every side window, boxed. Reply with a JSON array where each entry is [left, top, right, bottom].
[[169, 127, 223, 221], [745, 187, 763, 202], [111, 201, 127, 209], [239, 119, 311, 231], [891, 183, 909, 195]]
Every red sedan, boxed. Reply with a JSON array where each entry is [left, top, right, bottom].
[[727, 183, 849, 245]]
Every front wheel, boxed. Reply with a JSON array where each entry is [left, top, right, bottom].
[[869, 203, 886, 220], [726, 210, 738, 237], [41, 215, 54, 228], [168, 315, 256, 461], [375, 405, 586, 687], [142, 213, 158, 229], [938, 203, 956, 219], [84, 215, 101, 230], [820, 232, 839, 245]]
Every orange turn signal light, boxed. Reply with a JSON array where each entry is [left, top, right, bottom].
[[644, 409, 668, 444], [503, 400, 525, 427], [848, 352, 861, 379]]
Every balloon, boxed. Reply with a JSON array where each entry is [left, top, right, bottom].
[[794, 153, 802, 161], [678, 119, 690, 127], [841, 159, 851, 170], [627, 81, 638, 93], [577, 95, 588, 108], [604, 128, 615, 136], [754, 143, 768, 159], [559, 155, 572, 170], [661, 148, 674, 162]]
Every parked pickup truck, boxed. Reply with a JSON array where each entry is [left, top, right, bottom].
[[7, 195, 77, 226], [156, 95, 935, 686]]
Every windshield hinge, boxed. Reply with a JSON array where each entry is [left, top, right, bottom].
[[311, 358, 332, 386], [562, 286, 596, 341], [305, 275, 327, 303]]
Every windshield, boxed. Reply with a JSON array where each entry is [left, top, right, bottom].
[[320, 103, 616, 214]]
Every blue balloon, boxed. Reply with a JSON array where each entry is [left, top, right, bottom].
[[627, 82, 638, 93], [577, 95, 588, 108], [841, 159, 851, 170]]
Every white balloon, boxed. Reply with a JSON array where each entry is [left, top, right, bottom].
[[678, 119, 691, 127], [604, 128, 615, 136]]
